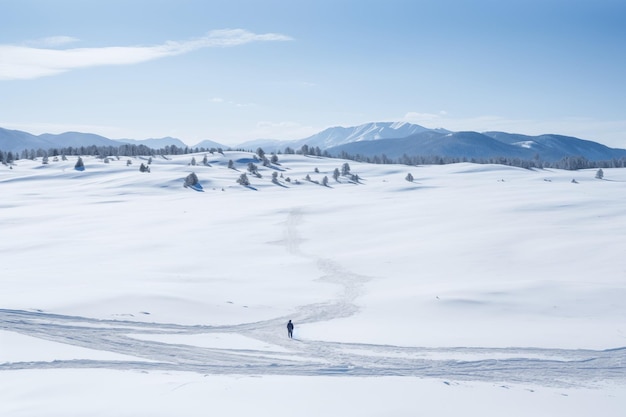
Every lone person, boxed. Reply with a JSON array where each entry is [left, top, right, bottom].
[[287, 320, 294, 339]]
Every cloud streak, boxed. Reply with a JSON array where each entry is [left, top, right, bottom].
[[0, 29, 292, 80]]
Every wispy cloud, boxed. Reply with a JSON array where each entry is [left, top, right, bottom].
[[403, 111, 448, 123], [209, 96, 256, 107], [24, 36, 80, 47], [0, 29, 292, 80]]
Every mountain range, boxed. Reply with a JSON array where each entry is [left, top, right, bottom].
[[2, 122, 625, 162]]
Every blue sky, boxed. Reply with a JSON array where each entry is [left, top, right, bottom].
[[1, 0, 625, 148]]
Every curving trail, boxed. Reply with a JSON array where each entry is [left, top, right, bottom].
[[1, 208, 625, 388]]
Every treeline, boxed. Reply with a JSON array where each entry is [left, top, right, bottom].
[[3, 142, 626, 171], [271, 144, 626, 170], [323, 150, 626, 170], [0, 144, 225, 164]]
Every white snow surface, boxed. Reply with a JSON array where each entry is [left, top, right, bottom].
[[1, 153, 625, 416]]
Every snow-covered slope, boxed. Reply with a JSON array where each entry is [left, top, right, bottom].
[[484, 131, 626, 161], [295, 121, 439, 147], [236, 121, 448, 152], [1, 153, 625, 416]]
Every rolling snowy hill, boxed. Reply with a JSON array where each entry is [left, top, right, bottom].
[[1, 152, 625, 416]]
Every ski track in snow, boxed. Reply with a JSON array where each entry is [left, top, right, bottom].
[[1, 208, 625, 388]]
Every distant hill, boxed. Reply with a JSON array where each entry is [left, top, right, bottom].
[[191, 139, 229, 150], [0, 128, 45, 152], [327, 131, 530, 160], [481, 132, 626, 162], [326, 130, 626, 162], [117, 137, 189, 149], [0, 127, 235, 154], [39, 131, 119, 148]]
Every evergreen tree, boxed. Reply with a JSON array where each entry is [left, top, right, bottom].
[[74, 157, 85, 171], [595, 168, 604, 179], [184, 172, 199, 187], [237, 173, 250, 186]]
